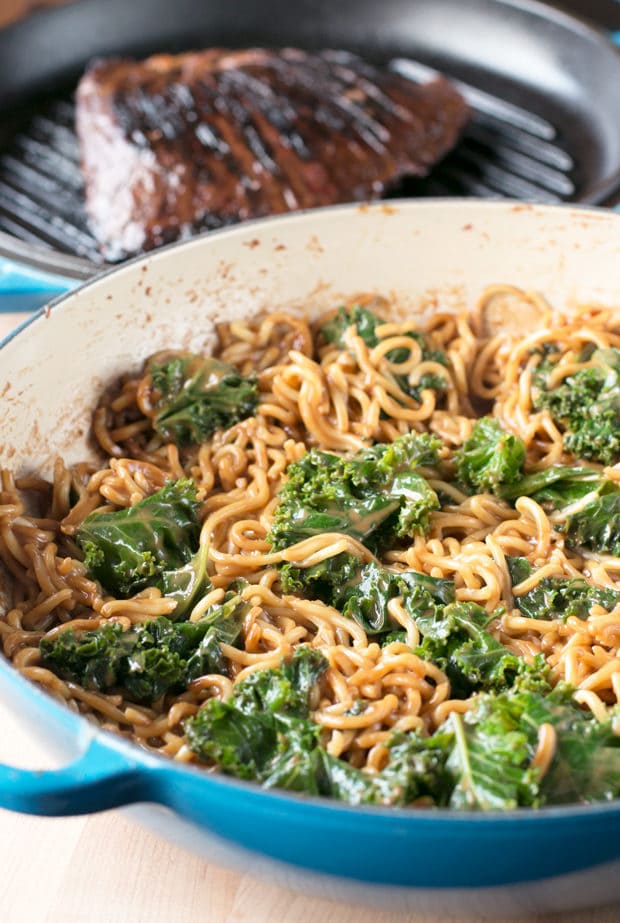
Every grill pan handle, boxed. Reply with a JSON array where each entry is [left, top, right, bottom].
[[0, 735, 149, 816], [0, 257, 77, 316]]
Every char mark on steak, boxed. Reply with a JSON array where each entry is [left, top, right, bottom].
[[76, 48, 469, 260]]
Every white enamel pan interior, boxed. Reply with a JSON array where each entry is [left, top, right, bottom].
[[3, 198, 620, 475]]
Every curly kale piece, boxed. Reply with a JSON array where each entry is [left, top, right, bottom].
[[188, 647, 620, 808], [499, 464, 601, 505], [454, 417, 526, 494], [150, 354, 258, 446], [320, 304, 383, 348], [279, 552, 455, 641], [329, 685, 620, 809], [507, 557, 620, 621], [501, 465, 620, 556], [340, 562, 455, 635], [448, 683, 620, 809], [185, 642, 454, 803], [279, 552, 362, 602], [185, 646, 328, 785], [318, 729, 456, 806], [320, 304, 448, 403], [414, 600, 541, 697], [565, 489, 620, 555], [268, 431, 441, 560], [535, 693, 620, 805], [157, 538, 210, 621], [446, 700, 540, 810], [532, 347, 620, 465], [285, 558, 537, 694], [77, 478, 202, 599], [381, 630, 408, 646], [39, 588, 248, 703], [354, 682, 619, 811]]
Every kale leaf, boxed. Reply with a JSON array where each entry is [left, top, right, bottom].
[[185, 645, 620, 809], [447, 700, 540, 810], [507, 556, 620, 621], [415, 600, 537, 697], [532, 346, 620, 465], [449, 684, 620, 809], [77, 478, 202, 598], [39, 589, 247, 703], [319, 730, 456, 806], [150, 354, 258, 446], [268, 431, 441, 556], [320, 304, 448, 403], [283, 558, 537, 695], [454, 417, 526, 493], [279, 552, 362, 602], [158, 539, 209, 621], [185, 642, 456, 804], [280, 554, 455, 642], [501, 466, 620, 556], [362, 685, 620, 809], [185, 646, 328, 784], [499, 464, 601, 505], [537, 691, 620, 804], [320, 304, 383, 348], [340, 562, 455, 635]]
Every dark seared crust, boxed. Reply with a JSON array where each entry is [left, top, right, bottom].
[[76, 48, 469, 259]]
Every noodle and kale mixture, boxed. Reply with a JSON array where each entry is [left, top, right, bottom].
[[2, 288, 620, 810]]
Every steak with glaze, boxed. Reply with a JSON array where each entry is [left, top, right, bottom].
[[76, 48, 469, 260]]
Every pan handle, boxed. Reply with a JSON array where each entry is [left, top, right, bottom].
[[0, 257, 78, 314], [0, 736, 149, 816]]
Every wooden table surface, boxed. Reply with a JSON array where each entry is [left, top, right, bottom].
[[0, 699, 619, 923], [0, 308, 619, 923]]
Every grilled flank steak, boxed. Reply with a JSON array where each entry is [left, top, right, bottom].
[[76, 48, 468, 259]]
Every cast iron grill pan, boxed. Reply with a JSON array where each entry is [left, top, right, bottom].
[[0, 0, 619, 275]]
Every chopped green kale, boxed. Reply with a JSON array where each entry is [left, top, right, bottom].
[[320, 730, 456, 806], [341, 683, 620, 810], [446, 699, 539, 810], [281, 556, 455, 642], [532, 346, 620, 465], [454, 417, 526, 493], [186, 643, 455, 804], [157, 538, 209, 621], [186, 646, 620, 809], [507, 557, 620, 621], [448, 683, 620, 809], [320, 304, 448, 403], [150, 354, 258, 445], [536, 691, 620, 804], [268, 431, 441, 559], [279, 552, 362, 602], [279, 557, 537, 696], [500, 464, 600, 505], [340, 562, 455, 635], [381, 630, 408, 646], [320, 304, 383, 349], [415, 600, 540, 697], [39, 588, 248, 703], [502, 465, 620, 556], [77, 478, 202, 599], [185, 646, 328, 785]]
